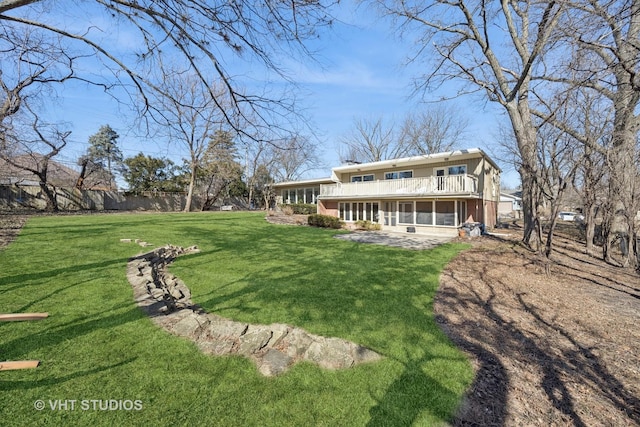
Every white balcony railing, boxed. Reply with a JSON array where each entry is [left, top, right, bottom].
[[319, 175, 478, 198]]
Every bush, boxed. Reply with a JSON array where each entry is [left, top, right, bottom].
[[308, 214, 343, 229], [281, 205, 294, 216], [355, 220, 381, 231], [286, 203, 317, 215]]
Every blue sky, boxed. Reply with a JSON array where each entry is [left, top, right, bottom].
[[40, 1, 518, 187]]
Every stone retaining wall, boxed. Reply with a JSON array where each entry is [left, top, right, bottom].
[[126, 244, 382, 376]]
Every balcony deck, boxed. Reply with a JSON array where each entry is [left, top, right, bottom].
[[319, 175, 478, 199]]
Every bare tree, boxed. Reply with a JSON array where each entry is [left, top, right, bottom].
[[1, 0, 337, 142], [338, 116, 403, 163], [558, 0, 640, 267], [0, 103, 71, 211], [269, 134, 322, 182], [535, 119, 582, 263], [398, 106, 467, 155], [529, 0, 640, 267], [0, 24, 79, 122], [375, 0, 565, 250], [148, 72, 227, 212]]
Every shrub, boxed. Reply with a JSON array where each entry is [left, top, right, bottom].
[[308, 214, 343, 229], [289, 203, 317, 215], [281, 205, 294, 216], [355, 220, 381, 231]]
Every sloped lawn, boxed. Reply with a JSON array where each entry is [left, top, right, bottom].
[[0, 212, 472, 426]]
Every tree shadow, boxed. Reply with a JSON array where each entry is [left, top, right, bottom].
[[366, 350, 469, 426], [436, 244, 640, 426], [0, 358, 137, 391], [1, 306, 143, 359]]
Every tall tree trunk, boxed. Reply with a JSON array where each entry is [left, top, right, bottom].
[[506, 101, 542, 252], [184, 164, 196, 212]]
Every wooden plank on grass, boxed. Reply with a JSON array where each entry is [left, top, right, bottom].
[[0, 360, 40, 371], [0, 313, 49, 322]]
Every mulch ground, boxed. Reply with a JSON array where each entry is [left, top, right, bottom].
[[438, 230, 640, 426], [2, 213, 639, 426]]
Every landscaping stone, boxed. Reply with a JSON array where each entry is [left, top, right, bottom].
[[126, 243, 382, 376]]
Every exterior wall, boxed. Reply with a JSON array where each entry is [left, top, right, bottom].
[[484, 200, 498, 228], [337, 157, 483, 183], [318, 200, 338, 217]]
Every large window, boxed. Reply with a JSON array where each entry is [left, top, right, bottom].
[[339, 202, 379, 222], [416, 201, 433, 225], [305, 188, 315, 204], [385, 170, 413, 180], [435, 201, 455, 226], [398, 202, 414, 224], [382, 200, 464, 227], [281, 187, 320, 204]]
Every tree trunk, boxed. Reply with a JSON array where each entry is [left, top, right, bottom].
[[506, 101, 542, 252], [38, 181, 58, 212], [184, 164, 196, 212]]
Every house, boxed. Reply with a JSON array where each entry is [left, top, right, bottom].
[[499, 191, 522, 219], [274, 148, 501, 235]]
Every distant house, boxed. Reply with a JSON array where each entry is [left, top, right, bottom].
[[499, 192, 522, 218], [274, 148, 501, 235], [0, 154, 111, 190]]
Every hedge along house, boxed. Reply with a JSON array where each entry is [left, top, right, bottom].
[[273, 149, 501, 236]]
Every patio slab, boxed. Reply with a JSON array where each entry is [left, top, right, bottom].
[[334, 231, 454, 250]]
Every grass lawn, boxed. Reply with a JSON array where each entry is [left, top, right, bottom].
[[0, 212, 473, 426]]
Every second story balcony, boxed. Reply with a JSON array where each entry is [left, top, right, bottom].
[[319, 175, 478, 199]]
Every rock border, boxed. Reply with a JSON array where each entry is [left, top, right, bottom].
[[126, 244, 382, 376]]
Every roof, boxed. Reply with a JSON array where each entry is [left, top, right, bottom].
[[272, 177, 334, 187], [500, 192, 522, 201], [331, 148, 501, 176], [0, 154, 111, 189], [0, 154, 78, 187]]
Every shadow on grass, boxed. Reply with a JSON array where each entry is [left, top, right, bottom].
[[0, 358, 137, 391], [0, 257, 128, 286], [171, 225, 469, 424], [367, 351, 462, 426], [1, 307, 144, 359]]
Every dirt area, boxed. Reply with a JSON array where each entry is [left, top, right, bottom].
[[438, 227, 640, 426], [2, 213, 639, 425], [0, 214, 27, 250]]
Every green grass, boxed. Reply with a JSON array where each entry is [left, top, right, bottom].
[[0, 212, 473, 426]]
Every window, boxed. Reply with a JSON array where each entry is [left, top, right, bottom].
[[305, 188, 314, 204], [398, 202, 414, 224], [385, 170, 413, 180], [282, 189, 296, 204], [448, 165, 467, 175], [435, 201, 455, 226], [384, 202, 396, 226], [457, 201, 467, 224], [339, 202, 380, 222], [416, 201, 433, 225], [351, 174, 374, 182]]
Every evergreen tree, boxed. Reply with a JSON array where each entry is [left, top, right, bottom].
[[84, 125, 124, 189]]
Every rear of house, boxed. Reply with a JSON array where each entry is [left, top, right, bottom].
[[274, 148, 501, 236]]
